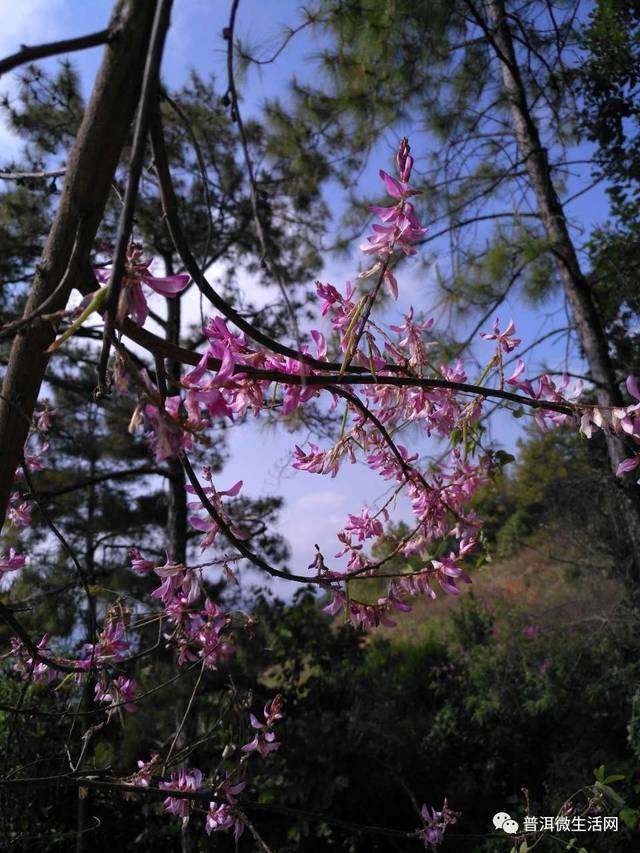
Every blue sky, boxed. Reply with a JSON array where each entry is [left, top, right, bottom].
[[0, 1, 612, 590]]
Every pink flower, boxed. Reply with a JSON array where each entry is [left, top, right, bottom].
[[95, 675, 137, 712], [129, 398, 194, 462], [127, 754, 159, 790], [310, 329, 327, 360], [128, 548, 155, 576], [389, 308, 435, 369], [316, 280, 352, 316], [345, 508, 385, 542], [9, 634, 60, 684], [627, 375, 640, 401], [84, 622, 129, 664], [183, 598, 234, 670], [323, 589, 346, 616], [149, 553, 202, 609], [241, 694, 284, 758], [616, 457, 639, 478], [0, 549, 27, 576], [220, 778, 247, 805], [430, 555, 472, 596], [262, 694, 284, 727], [359, 139, 427, 285], [292, 442, 348, 478], [396, 136, 414, 181], [159, 768, 202, 821], [206, 802, 244, 839], [23, 442, 48, 472], [417, 799, 458, 847], [187, 478, 244, 551], [506, 359, 535, 397], [95, 244, 189, 326], [480, 318, 521, 353], [241, 729, 281, 758], [7, 495, 32, 528], [35, 405, 55, 432], [361, 198, 427, 260]]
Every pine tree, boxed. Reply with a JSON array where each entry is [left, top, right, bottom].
[[254, 0, 640, 575]]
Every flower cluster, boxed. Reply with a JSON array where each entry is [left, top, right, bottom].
[[416, 799, 459, 848], [0, 548, 27, 577], [579, 376, 640, 479], [128, 548, 234, 670], [241, 694, 284, 758], [480, 317, 521, 353], [159, 767, 203, 823], [118, 145, 618, 639], [95, 674, 138, 713], [6, 634, 60, 684], [186, 473, 245, 550], [206, 778, 246, 840], [125, 753, 160, 790], [83, 621, 129, 665], [9, 135, 640, 849], [205, 800, 244, 840], [6, 407, 53, 531], [360, 136, 428, 299], [138, 765, 249, 839]]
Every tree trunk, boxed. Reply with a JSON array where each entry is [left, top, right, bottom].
[[76, 425, 99, 853], [164, 256, 188, 563], [163, 259, 192, 853], [484, 0, 640, 577], [0, 0, 159, 525]]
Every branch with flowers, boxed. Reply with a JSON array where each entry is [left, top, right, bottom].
[[3, 131, 639, 845], [1, 2, 640, 848]]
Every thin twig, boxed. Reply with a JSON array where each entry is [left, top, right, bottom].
[[0, 216, 89, 341], [0, 168, 65, 182], [97, 0, 173, 393], [163, 662, 206, 773], [162, 93, 214, 277], [224, 0, 305, 359], [20, 457, 96, 639]]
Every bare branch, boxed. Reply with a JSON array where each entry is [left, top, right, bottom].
[[0, 29, 111, 78], [0, 168, 65, 182], [224, 0, 304, 356], [97, 0, 174, 392]]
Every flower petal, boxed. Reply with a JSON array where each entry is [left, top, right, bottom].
[[616, 457, 639, 477], [144, 273, 190, 296]]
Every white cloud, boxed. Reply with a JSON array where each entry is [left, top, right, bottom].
[[0, 0, 67, 53], [0, 0, 69, 159], [294, 490, 347, 512], [280, 489, 348, 570]]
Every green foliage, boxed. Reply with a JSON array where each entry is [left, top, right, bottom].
[[580, 0, 640, 221], [3, 6, 640, 851], [473, 426, 614, 562], [2, 61, 83, 156], [580, 1, 640, 376], [224, 581, 638, 852], [254, 0, 585, 326]]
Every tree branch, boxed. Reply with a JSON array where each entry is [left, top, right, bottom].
[[120, 318, 577, 417], [0, 29, 111, 78], [0, 0, 162, 527], [97, 0, 174, 392]]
